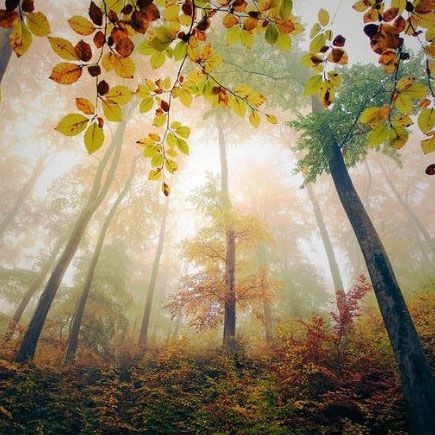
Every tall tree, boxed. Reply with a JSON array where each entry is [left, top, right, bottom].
[[294, 65, 435, 434], [65, 157, 137, 363], [138, 198, 169, 350], [216, 114, 237, 352], [15, 112, 129, 363]]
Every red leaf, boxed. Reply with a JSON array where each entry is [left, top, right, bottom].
[[0, 9, 18, 28], [131, 10, 149, 33], [116, 37, 134, 57], [332, 34, 346, 47], [21, 0, 35, 13], [93, 30, 105, 48], [89, 1, 103, 26], [74, 40, 93, 62], [87, 65, 101, 76], [5, 0, 19, 11], [425, 164, 435, 175], [383, 7, 398, 22], [97, 80, 109, 95]]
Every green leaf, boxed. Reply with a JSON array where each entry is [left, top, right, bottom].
[[102, 99, 122, 122], [140, 96, 154, 113], [418, 109, 435, 134], [367, 123, 393, 147], [265, 24, 279, 45], [276, 33, 292, 51], [304, 75, 323, 95], [173, 41, 187, 60], [309, 33, 326, 54], [151, 51, 166, 69], [421, 135, 435, 154], [176, 125, 190, 138], [318, 8, 329, 26], [55, 113, 88, 136], [279, 0, 293, 19], [84, 122, 104, 154], [176, 138, 189, 154]]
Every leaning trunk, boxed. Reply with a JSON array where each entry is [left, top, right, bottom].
[[5, 235, 66, 341], [327, 139, 435, 434], [65, 158, 136, 363], [138, 199, 169, 350], [217, 115, 236, 352], [0, 156, 46, 240], [15, 119, 127, 363], [0, 28, 12, 84], [306, 182, 344, 299]]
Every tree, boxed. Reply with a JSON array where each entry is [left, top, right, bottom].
[[138, 197, 169, 351], [294, 64, 435, 434], [15, 108, 130, 362], [65, 157, 137, 363]]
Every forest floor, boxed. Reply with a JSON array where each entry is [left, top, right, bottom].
[[1, 288, 434, 434]]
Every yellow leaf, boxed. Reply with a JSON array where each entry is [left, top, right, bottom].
[[148, 168, 162, 181], [48, 37, 79, 61], [418, 108, 435, 134], [153, 112, 167, 127], [266, 114, 278, 124], [421, 135, 435, 154], [309, 33, 326, 53], [304, 75, 323, 95], [151, 51, 166, 69], [113, 55, 135, 78], [318, 8, 330, 26], [163, 4, 180, 21], [55, 113, 88, 136], [49, 62, 82, 85], [102, 99, 122, 122], [276, 33, 292, 51], [26, 12, 50, 37], [76, 97, 95, 115], [84, 122, 104, 153], [10, 21, 32, 57], [68, 16, 95, 36], [105, 85, 133, 105], [249, 111, 260, 128], [353, 1, 370, 12], [396, 76, 415, 91], [368, 123, 393, 147], [140, 96, 154, 113]]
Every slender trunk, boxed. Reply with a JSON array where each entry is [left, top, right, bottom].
[[0, 157, 46, 239], [381, 165, 435, 260], [0, 28, 12, 84], [306, 183, 344, 299], [65, 158, 137, 363], [15, 118, 127, 363], [138, 199, 169, 350], [4, 235, 66, 341], [327, 139, 435, 434], [217, 115, 236, 352]]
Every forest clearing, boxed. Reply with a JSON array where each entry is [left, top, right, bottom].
[[0, 0, 434, 433]]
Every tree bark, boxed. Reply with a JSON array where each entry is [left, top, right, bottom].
[[306, 183, 344, 299], [217, 114, 236, 352], [138, 199, 169, 350], [327, 139, 435, 434], [15, 118, 127, 363], [65, 158, 137, 363], [0, 28, 12, 85], [0, 156, 46, 240], [4, 235, 66, 341]]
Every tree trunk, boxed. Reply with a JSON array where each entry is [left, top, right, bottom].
[[138, 199, 169, 350], [15, 118, 127, 363], [381, 165, 435, 260], [5, 235, 66, 341], [327, 139, 435, 434], [65, 158, 137, 363], [306, 183, 344, 299], [0, 156, 46, 239], [0, 28, 12, 84], [217, 115, 236, 352]]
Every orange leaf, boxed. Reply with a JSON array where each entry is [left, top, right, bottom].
[[74, 40, 92, 62], [0, 9, 18, 28], [49, 62, 82, 84]]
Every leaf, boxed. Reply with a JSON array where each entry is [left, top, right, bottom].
[[418, 109, 435, 134], [318, 8, 329, 26], [162, 182, 170, 196], [352, 1, 370, 12], [173, 41, 187, 60], [102, 99, 122, 122], [421, 135, 435, 154], [265, 24, 279, 44], [177, 138, 189, 154], [26, 11, 50, 36], [304, 74, 323, 95], [175, 125, 190, 138], [153, 112, 167, 127], [279, 0, 293, 19], [89, 1, 103, 26], [84, 122, 104, 153], [148, 168, 162, 180], [74, 40, 93, 62], [10, 21, 32, 57], [276, 33, 292, 51], [113, 55, 135, 78], [55, 113, 88, 136], [140, 96, 154, 113], [249, 110, 260, 128], [48, 37, 79, 60], [151, 51, 166, 69], [0, 9, 19, 28], [76, 97, 95, 115], [309, 33, 326, 53], [367, 123, 393, 147], [105, 85, 133, 104], [68, 16, 95, 35], [165, 158, 178, 173], [49, 62, 82, 84], [266, 114, 278, 124]]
